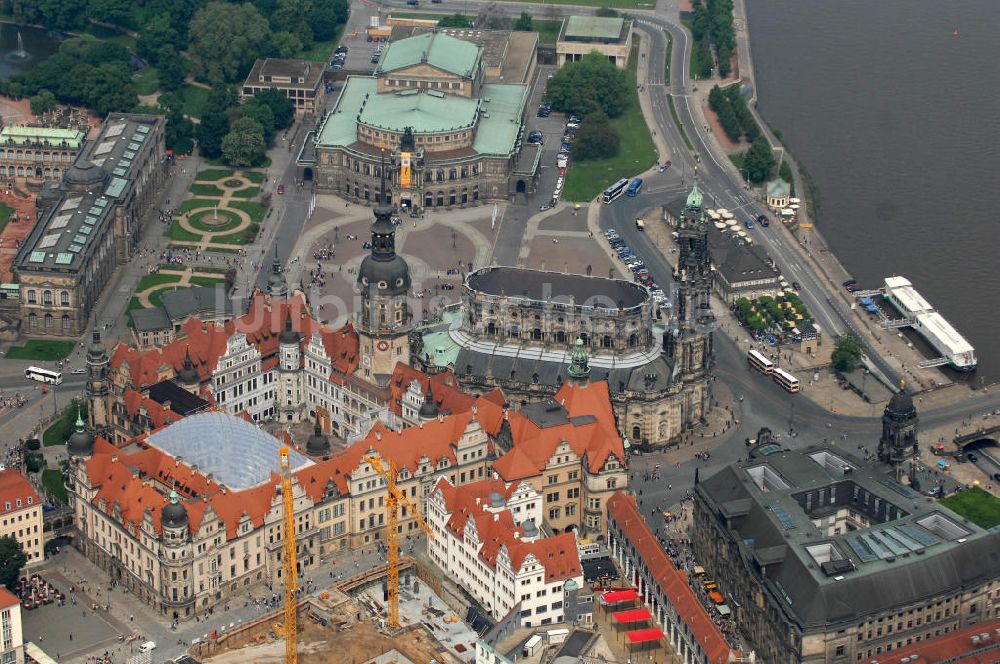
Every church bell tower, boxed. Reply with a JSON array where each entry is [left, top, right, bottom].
[[355, 153, 412, 385]]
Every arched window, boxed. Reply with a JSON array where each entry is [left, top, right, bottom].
[[555, 331, 566, 344], [44, 313, 53, 329], [602, 335, 613, 348], [42, 290, 52, 305], [28, 313, 36, 328], [486, 322, 497, 335], [532, 328, 542, 340], [61, 314, 71, 332], [436, 170, 444, 182], [628, 333, 638, 347], [26, 290, 36, 304], [448, 169, 456, 181], [632, 425, 641, 440], [60, 291, 70, 306]]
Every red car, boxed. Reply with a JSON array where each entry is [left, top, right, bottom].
[[277, 184, 285, 195]]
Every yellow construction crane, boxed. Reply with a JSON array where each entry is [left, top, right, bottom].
[[363, 454, 434, 629], [278, 447, 298, 664]]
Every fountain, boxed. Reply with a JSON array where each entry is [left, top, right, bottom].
[[212, 204, 219, 223], [13, 31, 27, 59]]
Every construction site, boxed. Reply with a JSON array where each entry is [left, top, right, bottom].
[[188, 451, 479, 664], [192, 560, 477, 664]]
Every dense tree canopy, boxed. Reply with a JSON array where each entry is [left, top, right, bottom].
[[831, 333, 863, 372], [188, 2, 272, 85], [512, 11, 533, 31], [546, 52, 631, 119], [222, 117, 267, 167], [252, 88, 295, 130], [572, 111, 619, 160], [196, 88, 234, 159], [743, 136, 776, 184], [438, 13, 473, 28], [0, 536, 26, 591]]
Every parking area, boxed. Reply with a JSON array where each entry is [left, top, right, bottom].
[[602, 226, 671, 309], [329, 8, 382, 74], [522, 65, 580, 209]]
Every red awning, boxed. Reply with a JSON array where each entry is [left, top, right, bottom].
[[627, 628, 665, 644], [600, 589, 639, 605], [709, 591, 725, 604], [613, 608, 652, 624]]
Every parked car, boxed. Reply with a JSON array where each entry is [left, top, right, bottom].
[[745, 219, 754, 229], [569, 115, 581, 123], [335, 46, 348, 54], [791, 281, 801, 290], [842, 279, 857, 287], [566, 121, 580, 130], [138, 642, 157, 654], [277, 184, 285, 195], [71, 368, 86, 375]]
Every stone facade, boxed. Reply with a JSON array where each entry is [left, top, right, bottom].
[[14, 114, 165, 338], [0, 126, 83, 182]]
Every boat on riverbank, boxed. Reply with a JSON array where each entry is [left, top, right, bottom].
[[883, 276, 976, 372]]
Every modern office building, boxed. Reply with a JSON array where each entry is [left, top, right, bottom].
[[692, 445, 1000, 663], [13, 114, 165, 337], [555, 16, 633, 69], [241, 58, 326, 116]]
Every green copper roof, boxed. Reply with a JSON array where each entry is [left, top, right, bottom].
[[0, 126, 84, 148], [377, 32, 481, 79], [686, 179, 703, 209], [567, 337, 591, 381], [316, 77, 528, 158], [360, 88, 479, 133], [562, 16, 626, 41], [766, 179, 791, 197]]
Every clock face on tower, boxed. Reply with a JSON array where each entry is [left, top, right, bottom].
[[377, 340, 389, 352]]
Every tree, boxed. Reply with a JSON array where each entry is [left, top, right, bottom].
[[159, 93, 195, 154], [29, 90, 58, 115], [137, 13, 181, 64], [438, 13, 473, 28], [254, 88, 295, 130], [270, 0, 314, 48], [196, 88, 235, 159], [269, 31, 304, 58], [545, 52, 630, 119], [695, 38, 713, 78], [0, 536, 27, 590], [743, 135, 776, 184], [512, 11, 533, 31], [87, 0, 136, 29], [572, 111, 619, 160], [240, 98, 276, 144], [156, 48, 187, 92], [222, 117, 266, 167], [831, 333, 863, 372], [595, 6, 618, 17], [309, 0, 349, 41], [84, 63, 137, 114], [188, 2, 272, 84]]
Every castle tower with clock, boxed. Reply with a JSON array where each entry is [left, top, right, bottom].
[[355, 159, 412, 385]]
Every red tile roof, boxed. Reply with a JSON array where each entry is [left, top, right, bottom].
[[870, 619, 1000, 664], [0, 586, 18, 609], [110, 295, 360, 390], [607, 492, 735, 664], [387, 364, 476, 417], [122, 389, 186, 429], [434, 477, 582, 583], [0, 469, 39, 516], [494, 380, 625, 480]]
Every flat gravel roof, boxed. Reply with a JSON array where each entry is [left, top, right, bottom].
[[466, 266, 647, 309]]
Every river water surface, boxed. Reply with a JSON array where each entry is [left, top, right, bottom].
[[746, 0, 1000, 382]]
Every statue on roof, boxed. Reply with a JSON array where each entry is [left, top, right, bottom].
[[400, 126, 415, 152]]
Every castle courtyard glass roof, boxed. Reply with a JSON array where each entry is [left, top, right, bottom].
[[146, 412, 312, 490]]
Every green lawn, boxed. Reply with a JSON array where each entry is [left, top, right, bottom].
[[683, 20, 707, 80], [135, 273, 181, 292], [667, 95, 693, 151], [42, 400, 87, 447], [82, 23, 137, 50], [241, 171, 266, 184], [5, 340, 75, 361], [178, 198, 219, 214], [190, 183, 226, 197], [229, 200, 268, 222], [500, 0, 651, 6], [147, 286, 175, 308], [214, 223, 260, 245], [134, 66, 160, 95], [41, 469, 68, 503], [563, 44, 656, 201], [664, 31, 673, 80], [532, 20, 563, 45], [167, 221, 203, 242], [178, 85, 210, 119], [196, 169, 235, 182], [229, 186, 261, 199], [0, 202, 12, 236], [939, 486, 1000, 529], [190, 275, 226, 288], [388, 11, 456, 20]]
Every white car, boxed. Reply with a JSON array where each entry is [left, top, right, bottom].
[[138, 642, 156, 654], [566, 122, 580, 130], [71, 368, 86, 375]]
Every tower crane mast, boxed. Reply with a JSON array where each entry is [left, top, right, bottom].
[[279, 447, 298, 664], [363, 455, 434, 628]]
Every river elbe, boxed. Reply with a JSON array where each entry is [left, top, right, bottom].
[[746, 0, 1000, 382]]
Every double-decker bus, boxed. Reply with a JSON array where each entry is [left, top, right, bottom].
[[772, 367, 800, 393], [626, 178, 643, 197], [747, 349, 774, 375], [24, 366, 63, 385], [602, 178, 630, 204]]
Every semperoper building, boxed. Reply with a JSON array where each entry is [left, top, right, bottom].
[[300, 31, 539, 209]]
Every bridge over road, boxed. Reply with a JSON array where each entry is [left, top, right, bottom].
[[954, 425, 1000, 450]]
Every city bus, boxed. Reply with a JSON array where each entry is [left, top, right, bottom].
[[24, 366, 63, 385], [772, 367, 800, 393], [602, 178, 630, 204], [746, 349, 774, 375], [626, 178, 643, 197]]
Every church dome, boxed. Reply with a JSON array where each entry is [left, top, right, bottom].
[[161, 490, 189, 529], [67, 408, 95, 457], [305, 419, 330, 455], [358, 254, 411, 296], [886, 389, 915, 416]]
